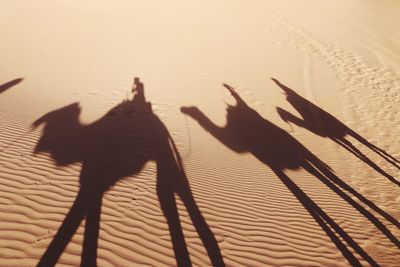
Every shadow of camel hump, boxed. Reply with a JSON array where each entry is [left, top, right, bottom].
[[272, 78, 400, 186], [181, 83, 399, 267], [33, 78, 224, 267]]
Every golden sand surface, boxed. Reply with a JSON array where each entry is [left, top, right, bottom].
[[1, 1, 399, 266]]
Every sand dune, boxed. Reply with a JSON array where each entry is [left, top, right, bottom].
[[1, 1, 399, 266]]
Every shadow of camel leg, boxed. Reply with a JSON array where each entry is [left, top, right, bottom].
[[302, 162, 400, 248], [179, 186, 225, 267], [348, 128, 400, 167], [81, 191, 103, 267], [335, 138, 400, 187], [37, 192, 86, 267], [309, 153, 400, 229], [272, 168, 378, 267], [158, 185, 191, 267]]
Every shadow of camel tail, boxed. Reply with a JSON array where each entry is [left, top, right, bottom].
[[0, 78, 24, 94]]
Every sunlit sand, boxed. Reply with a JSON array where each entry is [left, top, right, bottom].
[[1, 1, 399, 266]]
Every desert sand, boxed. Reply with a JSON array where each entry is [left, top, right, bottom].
[[1, 1, 399, 266]]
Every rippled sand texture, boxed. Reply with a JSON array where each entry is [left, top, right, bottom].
[[1, 1, 399, 266]]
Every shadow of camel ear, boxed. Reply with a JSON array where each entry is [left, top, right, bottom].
[[271, 78, 292, 96], [276, 107, 290, 122], [222, 83, 237, 97], [270, 77, 279, 84], [222, 83, 248, 109], [271, 77, 285, 87], [222, 83, 234, 90]]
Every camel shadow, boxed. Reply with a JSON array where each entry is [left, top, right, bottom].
[[0, 78, 23, 94], [33, 78, 224, 267], [272, 78, 399, 186], [181, 83, 399, 267]]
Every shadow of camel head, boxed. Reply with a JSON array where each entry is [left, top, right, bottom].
[[32, 102, 82, 165], [31, 101, 152, 182], [0, 78, 24, 94]]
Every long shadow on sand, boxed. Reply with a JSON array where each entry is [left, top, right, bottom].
[[181, 84, 399, 267], [33, 78, 224, 267], [272, 78, 399, 186], [0, 78, 23, 94]]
